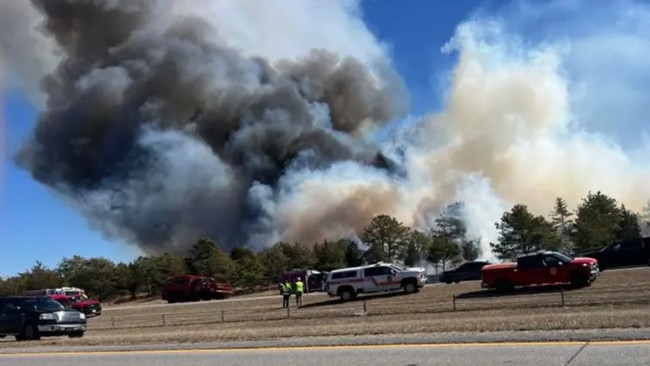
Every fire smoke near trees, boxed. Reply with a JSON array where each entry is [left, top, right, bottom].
[[1, 0, 649, 258]]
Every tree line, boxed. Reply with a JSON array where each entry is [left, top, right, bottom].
[[1, 191, 648, 301]]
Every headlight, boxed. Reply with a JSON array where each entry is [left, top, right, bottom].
[[39, 313, 55, 320], [79, 312, 86, 319]]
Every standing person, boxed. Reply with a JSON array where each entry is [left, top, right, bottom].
[[294, 277, 304, 308], [281, 281, 292, 308]]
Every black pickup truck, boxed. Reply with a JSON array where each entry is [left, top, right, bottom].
[[579, 236, 650, 270], [0, 296, 87, 341]]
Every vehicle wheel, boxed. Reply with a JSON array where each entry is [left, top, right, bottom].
[[403, 281, 417, 294], [444, 279, 452, 284], [570, 273, 588, 288], [0, 335, 5, 339], [339, 289, 353, 302], [68, 332, 84, 339], [494, 279, 512, 293], [22, 324, 40, 341]]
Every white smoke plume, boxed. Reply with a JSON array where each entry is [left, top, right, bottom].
[[1, 0, 649, 261]]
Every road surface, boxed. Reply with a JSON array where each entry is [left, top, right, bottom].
[[1, 341, 649, 365]]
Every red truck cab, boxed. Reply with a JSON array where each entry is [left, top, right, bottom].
[[481, 251, 600, 292]]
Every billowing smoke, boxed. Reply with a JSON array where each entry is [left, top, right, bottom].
[[3, 0, 650, 259], [4, 0, 409, 254]]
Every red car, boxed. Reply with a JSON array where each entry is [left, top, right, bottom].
[[49, 294, 102, 317], [25, 288, 102, 317], [481, 251, 600, 292]]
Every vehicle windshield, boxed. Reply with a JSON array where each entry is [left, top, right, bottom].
[[554, 252, 574, 262], [22, 298, 65, 312], [390, 264, 405, 271], [64, 291, 82, 297]]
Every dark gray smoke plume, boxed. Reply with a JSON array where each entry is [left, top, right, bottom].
[[15, 0, 408, 254]]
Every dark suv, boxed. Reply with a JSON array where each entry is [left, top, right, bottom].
[[0, 296, 87, 341], [439, 261, 490, 284]]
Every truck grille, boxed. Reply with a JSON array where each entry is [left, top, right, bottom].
[[55, 311, 81, 322]]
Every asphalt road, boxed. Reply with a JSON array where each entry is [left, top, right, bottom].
[[1, 341, 649, 366]]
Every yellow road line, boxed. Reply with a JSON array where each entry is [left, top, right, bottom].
[[2, 339, 650, 357]]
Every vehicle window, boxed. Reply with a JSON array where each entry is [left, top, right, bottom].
[[607, 242, 621, 251], [620, 239, 643, 250], [543, 255, 563, 266], [553, 252, 573, 262], [21, 298, 65, 312], [364, 267, 383, 277], [518, 255, 544, 268], [331, 270, 357, 280], [456, 263, 470, 271], [0, 299, 15, 312], [469, 262, 486, 270]]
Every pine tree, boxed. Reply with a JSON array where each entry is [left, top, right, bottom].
[[550, 197, 574, 254]]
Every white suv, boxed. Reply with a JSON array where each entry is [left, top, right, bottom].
[[324, 262, 427, 301]]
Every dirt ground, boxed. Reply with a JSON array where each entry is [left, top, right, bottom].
[[2, 267, 649, 347]]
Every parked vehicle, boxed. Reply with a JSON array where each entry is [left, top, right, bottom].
[[0, 296, 86, 341], [49, 294, 102, 317], [24, 287, 102, 317], [324, 262, 427, 302], [481, 251, 600, 292], [160, 275, 235, 303], [439, 261, 490, 284], [578, 236, 650, 270]]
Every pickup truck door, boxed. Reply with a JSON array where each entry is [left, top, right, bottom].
[[0, 300, 22, 334], [516, 255, 547, 286], [542, 254, 567, 283], [618, 238, 644, 266], [363, 266, 399, 292]]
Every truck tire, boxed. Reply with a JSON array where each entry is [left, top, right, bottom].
[[17, 324, 40, 341], [402, 280, 417, 294], [569, 272, 589, 288], [338, 287, 354, 302], [494, 279, 512, 293], [68, 331, 84, 339]]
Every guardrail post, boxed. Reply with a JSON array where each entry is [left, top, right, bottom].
[[221, 310, 225, 322], [161, 314, 166, 326], [363, 300, 367, 314], [560, 287, 565, 307], [287, 306, 291, 318], [452, 295, 457, 311], [111, 317, 115, 328]]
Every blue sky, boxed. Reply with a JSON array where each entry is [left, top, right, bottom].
[[1, 0, 649, 276]]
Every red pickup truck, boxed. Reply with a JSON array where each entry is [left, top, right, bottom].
[[481, 251, 600, 292]]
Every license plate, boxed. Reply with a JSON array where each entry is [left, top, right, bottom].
[[91, 309, 96, 313]]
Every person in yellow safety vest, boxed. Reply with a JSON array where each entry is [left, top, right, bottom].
[[294, 277, 304, 307], [281, 281, 292, 309]]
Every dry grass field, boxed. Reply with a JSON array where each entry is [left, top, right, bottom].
[[2, 267, 649, 347]]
